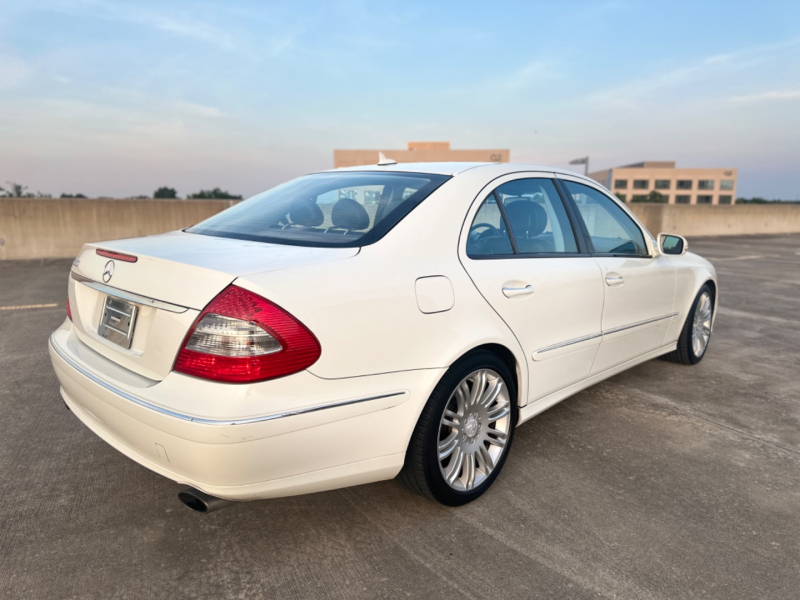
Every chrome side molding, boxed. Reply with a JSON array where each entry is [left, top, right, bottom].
[[536, 332, 602, 355], [602, 312, 679, 336], [534, 312, 678, 356], [50, 334, 405, 426], [70, 272, 190, 314]]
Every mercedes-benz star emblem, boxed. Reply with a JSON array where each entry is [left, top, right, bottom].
[[102, 260, 115, 283]]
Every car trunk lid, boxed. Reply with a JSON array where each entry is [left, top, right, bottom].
[[68, 231, 358, 380]]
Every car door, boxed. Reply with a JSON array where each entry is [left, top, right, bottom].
[[460, 175, 605, 403], [556, 177, 676, 374]]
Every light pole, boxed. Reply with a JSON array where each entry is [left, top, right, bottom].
[[569, 156, 589, 176]]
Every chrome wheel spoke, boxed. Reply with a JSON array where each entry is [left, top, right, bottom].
[[479, 377, 503, 407], [463, 452, 476, 490], [445, 447, 464, 485], [470, 370, 487, 406], [485, 428, 507, 448], [438, 433, 458, 460], [442, 409, 460, 429], [477, 444, 495, 473], [486, 401, 510, 422]]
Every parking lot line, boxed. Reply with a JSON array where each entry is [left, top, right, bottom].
[[0, 303, 60, 311]]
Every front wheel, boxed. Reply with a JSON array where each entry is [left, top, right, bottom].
[[661, 284, 714, 365], [399, 351, 518, 506]]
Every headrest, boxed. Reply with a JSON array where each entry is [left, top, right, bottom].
[[289, 197, 324, 227], [331, 198, 370, 231], [504, 200, 548, 238]]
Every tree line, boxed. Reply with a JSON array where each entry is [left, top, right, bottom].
[[0, 182, 242, 200]]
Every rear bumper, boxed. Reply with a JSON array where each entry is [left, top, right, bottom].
[[49, 324, 444, 500]]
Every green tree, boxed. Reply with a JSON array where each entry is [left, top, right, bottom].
[[631, 191, 667, 203], [60, 193, 87, 198], [154, 186, 178, 199], [188, 187, 242, 199], [1, 182, 29, 197]]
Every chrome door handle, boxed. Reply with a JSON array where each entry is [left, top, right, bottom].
[[502, 285, 533, 298], [605, 274, 624, 286]]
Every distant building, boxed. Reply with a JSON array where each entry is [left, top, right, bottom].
[[333, 141, 509, 168], [589, 161, 738, 205]]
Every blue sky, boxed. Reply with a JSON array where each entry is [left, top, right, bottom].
[[1, 0, 799, 198]]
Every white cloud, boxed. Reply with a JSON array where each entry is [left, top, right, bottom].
[[0, 55, 33, 89], [177, 102, 226, 118], [501, 61, 564, 90], [730, 90, 800, 104]]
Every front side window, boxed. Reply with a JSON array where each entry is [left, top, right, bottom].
[[562, 181, 647, 256], [188, 171, 449, 248], [633, 180, 649, 189], [467, 179, 578, 257]]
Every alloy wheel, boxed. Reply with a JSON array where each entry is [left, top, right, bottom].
[[692, 291, 713, 357], [437, 369, 512, 492]]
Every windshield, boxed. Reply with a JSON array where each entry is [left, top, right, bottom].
[[187, 171, 450, 248]]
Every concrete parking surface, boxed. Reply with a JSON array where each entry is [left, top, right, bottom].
[[1, 235, 799, 599]]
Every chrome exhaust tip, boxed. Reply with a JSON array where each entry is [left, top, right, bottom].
[[178, 487, 233, 514]]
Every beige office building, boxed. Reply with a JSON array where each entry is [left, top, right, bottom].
[[334, 141, 509, 168], [589, 161, 738, 205]]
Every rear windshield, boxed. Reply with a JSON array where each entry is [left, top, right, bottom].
[[187, 171, 450, 248]]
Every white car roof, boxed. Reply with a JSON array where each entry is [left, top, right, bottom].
[[329, 161, 593, 180]]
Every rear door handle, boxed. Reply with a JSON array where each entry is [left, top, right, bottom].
[[502, 284, 533, 298], [605, 273, 624, 286]]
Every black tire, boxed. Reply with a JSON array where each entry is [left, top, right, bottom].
[[660, 283, 715, 365], [398, 350, 518, 506]]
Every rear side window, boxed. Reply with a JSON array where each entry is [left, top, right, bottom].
[[467, 178, 578, 257], [188, 172, 449, 248], [562, 181, 647, 256]]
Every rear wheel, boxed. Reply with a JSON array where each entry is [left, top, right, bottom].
[[661, 284, 714, 365], [399, 351, 517, 505]]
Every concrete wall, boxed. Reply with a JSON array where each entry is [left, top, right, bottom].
[[1, 198, 799, 260], [629, 203, 800, 238], [0, 198, 237, 260]]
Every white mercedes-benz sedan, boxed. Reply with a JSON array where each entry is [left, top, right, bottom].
[[49, 162, 717, 511]]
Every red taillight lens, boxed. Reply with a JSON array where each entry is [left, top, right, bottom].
[[66, 298, 72, 321], [96, 249, 138, 263], [174, 285, 321, 383]]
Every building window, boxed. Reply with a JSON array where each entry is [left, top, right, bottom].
[[720, 179, 734, 190], [614, 180, 628, 189], [676, 195, 691, 204], [677, 180, 692, 190], [698, 180, 714, 190], [631, 194, 648, 201], [655, 180, 670, 190], [633, 180, 649, 189], [719, 195, 733, 204], [615, 193, 627, 202], [697, 195, 713, 204]]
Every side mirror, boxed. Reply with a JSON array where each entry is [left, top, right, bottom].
[[658, 233, 687, 256]]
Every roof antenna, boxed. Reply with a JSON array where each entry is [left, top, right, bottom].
[[378, 152, 397, 166]]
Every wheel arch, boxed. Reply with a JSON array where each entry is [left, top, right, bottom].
[[454, 343, 524, 409]]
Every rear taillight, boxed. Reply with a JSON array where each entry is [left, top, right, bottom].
[[66, 298, 72, 321], [174, 285, 321, 383]]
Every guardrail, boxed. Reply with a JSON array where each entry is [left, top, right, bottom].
[[1, 198, 799, 260]]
